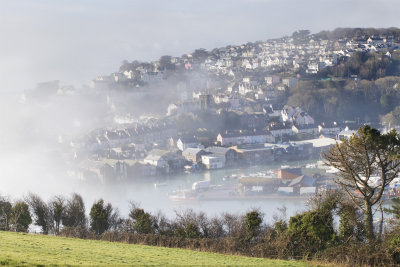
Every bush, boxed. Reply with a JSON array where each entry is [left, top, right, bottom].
[[245, 210, 262, 241], [134, 211, 154, 234], [288, 208, 336, 257], [89, 199, 118, 235]]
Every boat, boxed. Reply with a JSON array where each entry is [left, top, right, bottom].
[[184, 165, 193, 173], [154, 183, 168, 189], [168, 190, 197, 202], [222, 174, 238, 181]]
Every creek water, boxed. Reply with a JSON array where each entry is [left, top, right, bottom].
[[77, 160, 315, 222]]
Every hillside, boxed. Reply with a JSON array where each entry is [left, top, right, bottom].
[[0, 231, 313, 266]]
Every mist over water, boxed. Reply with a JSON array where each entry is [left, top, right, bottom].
[[0, 91, 304, 221], [0, 108, 307, 221], [0, 89, 306, 223]]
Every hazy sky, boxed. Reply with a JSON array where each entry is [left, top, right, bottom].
[[1, 0, 399, 92]]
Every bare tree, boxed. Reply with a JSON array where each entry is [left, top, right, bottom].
[[208, 215, 225, 238], [323, 125, 400, 241], [152, 211, 171, 235], [222, 212, 244, 238]]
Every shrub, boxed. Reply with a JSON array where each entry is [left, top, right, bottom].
[[245, 210, 262, 241], [134, 211, 154, 234], [184, 223, 201, 239], [89, 199, 117, 235], [288, 208, 336, 256]]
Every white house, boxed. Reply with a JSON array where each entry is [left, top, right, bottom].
[[177, 137, 199, 151], [201, 154, 225, 169]]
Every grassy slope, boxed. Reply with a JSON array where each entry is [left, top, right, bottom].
[[0, 231, 313, 266]]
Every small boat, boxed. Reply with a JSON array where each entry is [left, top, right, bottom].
[[184, 165, 193, 174], [168, 190, 197, 202], [222, 174, 238, 181], [154, 183, 168, 189]]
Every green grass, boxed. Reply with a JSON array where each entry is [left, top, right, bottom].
[[0, 231, 316, 266]]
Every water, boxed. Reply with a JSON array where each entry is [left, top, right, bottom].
[[74, 161, 313, 222]]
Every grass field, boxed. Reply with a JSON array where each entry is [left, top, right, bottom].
[[0, 231, 316, 266]]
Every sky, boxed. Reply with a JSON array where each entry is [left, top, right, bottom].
[[1, 0, 399, 92]]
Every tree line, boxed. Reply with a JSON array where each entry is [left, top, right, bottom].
[[0, 193, 86, 234], [1, 190, 400, 265]]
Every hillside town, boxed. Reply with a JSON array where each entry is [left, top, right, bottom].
[[92, 29, 400, 91], [62, 30, 400, 187], [19, 29, 400, 201]]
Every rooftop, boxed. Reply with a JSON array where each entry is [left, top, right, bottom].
[[182, 148, 204, 155]]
